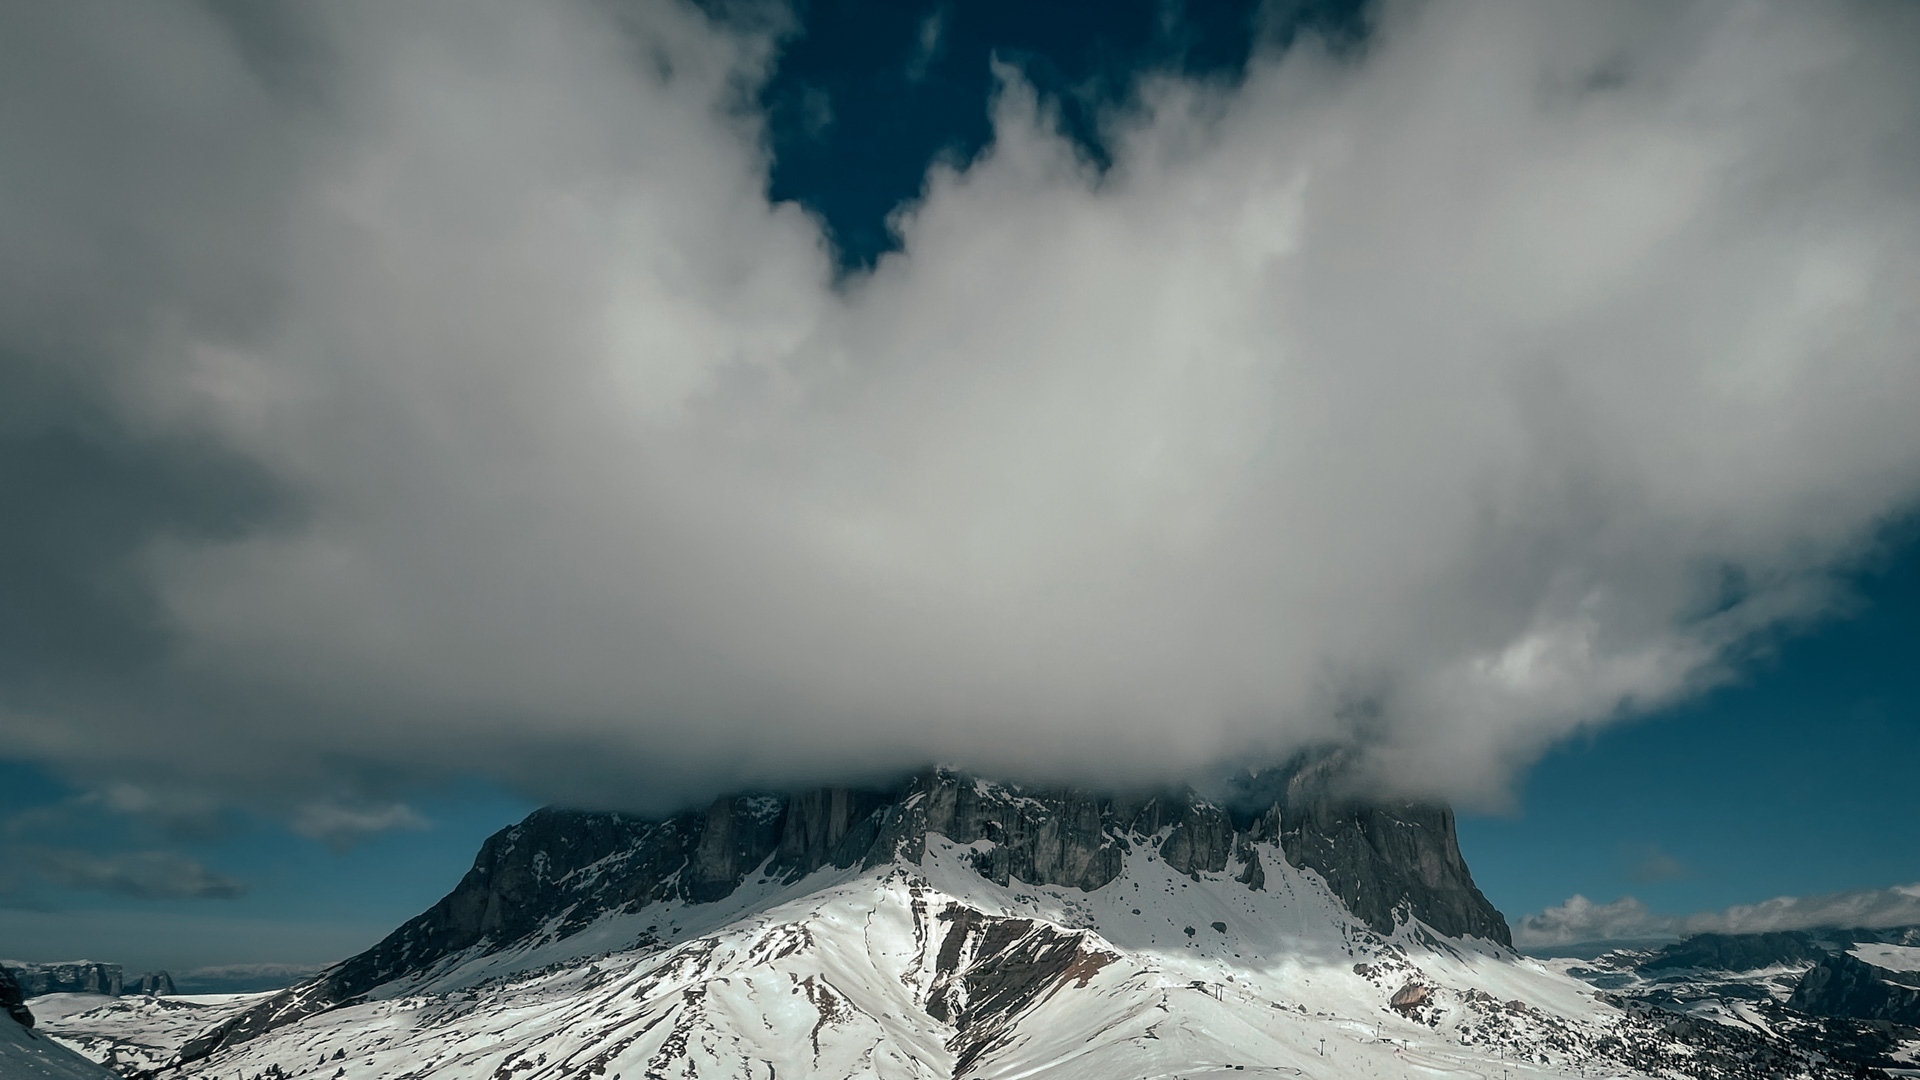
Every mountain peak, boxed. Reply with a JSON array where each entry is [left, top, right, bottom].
[[171, 761, 1507, 1068]]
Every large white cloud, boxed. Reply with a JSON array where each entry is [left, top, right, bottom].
[[2, 0, 1918, 811]]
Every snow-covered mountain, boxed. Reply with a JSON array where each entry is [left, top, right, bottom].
[[33, 761, 1913, 1079], [1, 963, 120, 1079], [1547, 926, 1920, 1073]]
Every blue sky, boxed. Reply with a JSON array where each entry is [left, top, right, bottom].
[[2, 0, 1917, 974], [1461, 528, 1920, 924]]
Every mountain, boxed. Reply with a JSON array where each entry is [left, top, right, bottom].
[[3, 962, 124, 998], [127, 973, 174, 998], [1637, 931, 1828, 973], [1, 964, 33, 1029], [168, 759, 1509, 1069], [1551, 925, 1920, 1073], [0, 965, 121, 1079], [37, 760, 1913, 1079], [1791, 950, 1920, 1026]]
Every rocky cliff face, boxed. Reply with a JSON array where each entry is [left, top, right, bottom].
[[1258, 750, 1512, 946], [0, 965, 33, 1028], [1638, 931, 1827, 973], [2, 962, 122, 998], [130, 971, 175, 996], [175, 757, 1509, 1066], [1789, 951, 1920, 1026]]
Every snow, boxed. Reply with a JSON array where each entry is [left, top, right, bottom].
[[0, 1018, 119, 1079], [16, 995, 116, 1025], [46, 831, 1673, 1080], [1851, 943, 1920, 973], [30, 991, 274, 1075]]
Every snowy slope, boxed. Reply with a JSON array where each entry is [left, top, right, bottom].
[[50, 833, 1842, 1080], [0, 1013, 121, 1080], [39, 762, 1885, 1080], [31, 993, 270, 1075], [1853, 943, 1920, 974]]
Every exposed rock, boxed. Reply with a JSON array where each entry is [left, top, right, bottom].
[[1640, 931, 1825, 973], [1789, 952, 1920, 1025], [1567, 933, 1920, 1076], [769, 787, 895, 880], [1, 962, 122, 997], [173, 758, 1510, 1065], [0, 965, 33, 1027], [1263, 751, 1512, 945], [0, 997, 121, 1079], [1233, 836, 1266, 891], [1390, 981, 1430, 1015], [881, 774, 1130, 891], [131, 971, 175, 996], [925, 903, 1116, 1075], [1158, 799, 1233, 877]]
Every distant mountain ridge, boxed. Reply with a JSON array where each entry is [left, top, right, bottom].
[[173, 754, 1509, 1067], [2, 961, 177, 999], [2, 962, 122, 997], [1554, 922, 1920, 1067]]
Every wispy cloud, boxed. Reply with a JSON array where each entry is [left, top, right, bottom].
[[175, 962, 320, 993], [1515, 883, 1920, 947], [31, 849, 247, 901], [1626, 844, 1689, 883], [905, 6, 948, 83], [290, 800, 429, 852]]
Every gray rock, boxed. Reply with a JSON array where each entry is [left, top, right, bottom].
[[1267, 750, 1512, 946], [131, 971, 175, 996], [1789, 952, 1920, 1025], [1233, 836, 1266, 891], [174, 758, 1511, 1065], [1640, 932, 1825, 973], [0, 965, 33, 1027], [1159, 799, 1233, 877], [1390, 981, 1430, 1014], [1, 962, 122, 997]]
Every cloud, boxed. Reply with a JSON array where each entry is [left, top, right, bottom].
[[1515, 883, 1920, 947], [31, 849, 247, 901], [1627, 845, 1689, 883], [290, 800, 429, 851], [0, 0, 1918, 814], [905, 6, 947, 83], [175, 962, 321, 994], [1514, 895, 1670, 947]]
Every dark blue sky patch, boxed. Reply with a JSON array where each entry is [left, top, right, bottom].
[[1461, 528, 1920, 925], [752, 0, 1365, 268]]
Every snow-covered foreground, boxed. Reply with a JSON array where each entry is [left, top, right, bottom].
[[48, 840, 1678, 1080], [29, 993, 271, 1075], [0, 1009, 119, 1079]]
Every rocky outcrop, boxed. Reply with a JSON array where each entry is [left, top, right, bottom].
[[0, 966, 33, 1028], [1, 962, 121, 997], [1640, 932, 1825, 973], [173, 757, 1510, 1066], [130, 971, 175, 996], [867, 776, 1138, 891], [1789, 952, 1920, 1025], [1226, 750, 1513, 945], [925, 903, 1117, 1076], [1159, 799, 1235, 877], [1390, 981, 1430, 1015]]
